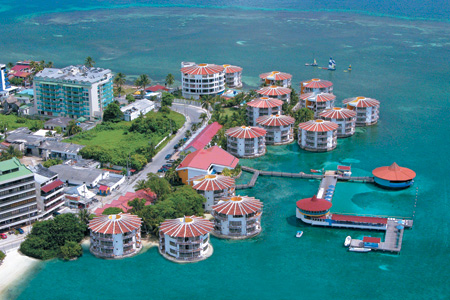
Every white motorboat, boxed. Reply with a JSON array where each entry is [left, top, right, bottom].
[[344, 236, 352, 247], [296, 231, 303, 238], [348, 247, 371, 253]]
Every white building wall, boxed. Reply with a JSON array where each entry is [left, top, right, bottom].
[[113, 233, 124, 256]]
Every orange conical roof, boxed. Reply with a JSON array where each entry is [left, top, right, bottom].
[[372, 162, 416, 181]]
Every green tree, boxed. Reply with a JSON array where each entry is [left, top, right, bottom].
[[43, 159, 63, 168], [126, 94, 135, 103], [161, 92, 174, 107], [20, 214, 86, 260], [102, 207, 124, 215], [0, 250, 5, 262], [144, 173, 172, 200], [134, 74, 150, 91], [114, 72, 126, 97], [129, 153, 148, 171], [166, 185, 205, 217], [199, 112, 208, 123], [165, 73, 175, 88], [128, 198, 147, 214], [85, 56, 95, 67], [0, 146, 23, 161], [293, 108, 314, 124], [77, 208, 92, 229], [164, 168, 181, 186], [54, 126, 62, 134], [66, 120, 82, 136], [59, 241, 82, 260], [103, 102, 124, 123], [6, 62, 14, 70], [45, 61, 54, 68]]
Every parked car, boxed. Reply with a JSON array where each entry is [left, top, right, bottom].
[[0, 233, 7, 239], [157, 168, 165, 173], [173, 144, 179, 150], [165, 154, 172, 160], [167, 159, 175, 163], [163, 164, 172, 168], [17, 228, 24, 234]]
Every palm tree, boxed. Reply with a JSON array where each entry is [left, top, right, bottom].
[[134, 179, 148, 191], [45, 61, 54, 68], [77, 208, 91, 227], [85, 56, 95, 67], [199, 112, 208, 123], [6, 62, 14, 70], [137, 74, 150, 90], [66, 120, 82, 136], [165, 73, 175, 88], [113, 72, 126, 97]]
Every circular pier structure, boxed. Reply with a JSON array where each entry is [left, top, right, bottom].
[[372, 162, 416, 189]]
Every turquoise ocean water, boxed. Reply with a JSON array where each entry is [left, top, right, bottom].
[[1, 1, 450, 299]]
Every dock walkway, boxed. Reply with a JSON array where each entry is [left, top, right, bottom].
[[236, 166, 374, 190]]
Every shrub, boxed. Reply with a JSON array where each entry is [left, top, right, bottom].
[[59, 241, 83, 261], [102, 207, 124, 215]]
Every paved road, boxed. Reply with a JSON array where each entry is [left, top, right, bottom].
[[93, 103, 206, 207]]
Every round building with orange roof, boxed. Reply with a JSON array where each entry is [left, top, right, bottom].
[[159, 216, 214, 262], [259, 71, 292, 87], [299, 92, 336, 117], [212, 196, 263, 239], [300, 78, 333, 95], [319, 107, 357, 138], [246, 97, 283, 126], [256, 85, 291, 103], [256, 114, 295, 145], [89, 213, 142, 259], [343, 96, 380, 126], [189, 174, 235, 212], [223, 64, 243, 88], [372, 162, 416, 189], [298, 119, 339, 152], [226, 126, 267, 158], [180, 62, 225, 99], [296, 195, 332, 223]]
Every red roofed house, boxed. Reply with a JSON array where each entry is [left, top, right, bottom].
[[184, 122, 222, 153], [94, 189, 156, 215], [9, 62, 32, 80], [145, 84, 169, 93], [89, 213, 143, 258], [176, 146, 239, 184]]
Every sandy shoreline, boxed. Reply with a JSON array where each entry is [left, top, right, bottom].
[[0, 250, 39, 300]]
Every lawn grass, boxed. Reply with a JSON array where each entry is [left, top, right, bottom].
[[223, 107, 241, 118], [0, 114, 44, 131]]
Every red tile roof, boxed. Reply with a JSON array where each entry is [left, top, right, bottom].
[[10, 65, 30, 72], [212, 196, 263, 216], [256, 85, 291, 96], [256, 114, 295, 127], [247, 97, 283, 109], [296, 195, 332, 212], [226, 126, 266, 139], [259, 71, 292, 80], [222, 64, 243, 74], [89, 213, 142, 235], [301, 78, 333, 89], [363, 236, 381, 243], [145, 85, 169, 92], [300, 92, 336, 103], [94, 189, 156, 215], [159, 216, 213, 238], [372, 163, 416, 181], [181, 63, 224, 75], [99, 185, 109, 191], [185, 122, 222, 151], [41, 179, 64, 193], [343, 97, 380, 108], [11, 71, 31, 78], [177, 146, 239, 171], [298, 120, 339, 132], [320, 107, 356, 120], [331, 214, 388, 225], [191, 174, 235, 191]]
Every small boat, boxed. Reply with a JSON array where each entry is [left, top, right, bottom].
[[305, 59, 318, 66], [344, 236, 352, 247], [348, 247, 371, 253], [344, 64, 352, 72], [328, 57, 336, 71], [296, 231, 303, 238], [310, 169, 322, 173]]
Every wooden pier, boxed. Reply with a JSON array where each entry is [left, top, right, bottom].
[[235, 166, 374, 189]]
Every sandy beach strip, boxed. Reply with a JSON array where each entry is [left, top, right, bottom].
[[0, 249, 39, 299]]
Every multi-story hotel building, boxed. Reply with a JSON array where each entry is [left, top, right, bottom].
[[159, 216, 214, 262], [31, 164, 65, 219], [212, 195, 263, 239], [0, 158, 39, 232], [256, 114, 295, 145], [246, 97, 283, 126], [259, 71, 292, 87], [343, 96, 380, 126], [189, 174, 235, 212], [300, 78, 333, 95], [319, 108, 357, 138], [226, 126, 267, 158], [180, 62, 225, 99], [223, 64, 243, 88], [89, 213, 142, 259], [256, 86, 291, 103], [299, 92, 336, 117], [0, 64, 11, 92], [298, 120, 338, 152], [34, 65, 113, 120]]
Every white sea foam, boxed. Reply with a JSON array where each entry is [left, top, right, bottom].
[[236, 41, 247, 45]]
